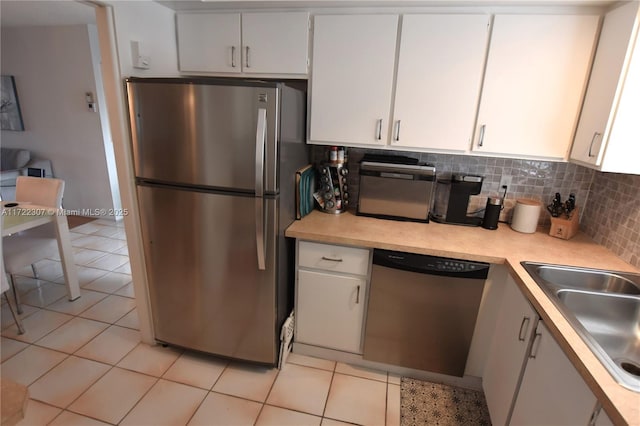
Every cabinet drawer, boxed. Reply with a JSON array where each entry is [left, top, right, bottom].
[[298, 241, 370, 275]]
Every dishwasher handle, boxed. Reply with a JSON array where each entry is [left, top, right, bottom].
[[373, 249, 490, 279]]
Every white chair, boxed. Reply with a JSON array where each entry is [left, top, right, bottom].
[[3, 176, 65, 314], [1, 274, 25, 334]]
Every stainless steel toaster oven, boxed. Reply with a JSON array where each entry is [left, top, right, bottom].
[[357, 159, 436, 222]]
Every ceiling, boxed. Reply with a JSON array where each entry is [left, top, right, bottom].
[[157, 0, 618, 10], [0, 1, 96, 28]]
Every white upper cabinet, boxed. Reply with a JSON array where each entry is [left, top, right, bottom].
[[392, 14, 489, 151], [177, 13, 241, 73], [177, 12, 309, 75], [309, 13, 489, 150], [472, 14, 599, 159], [570, 2, 640, 175], [309, 14, 399, 146], [241, 13, 310, 74]]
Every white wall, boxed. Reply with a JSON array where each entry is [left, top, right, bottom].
[[109, 0, 179, 77], [0, 25, 115, 214]]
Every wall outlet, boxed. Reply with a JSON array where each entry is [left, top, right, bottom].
[[499, 175, 512, 192]]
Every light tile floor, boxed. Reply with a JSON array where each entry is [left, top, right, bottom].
[[1, 219, 400, 425]]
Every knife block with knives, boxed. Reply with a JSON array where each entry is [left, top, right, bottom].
[[549, 206, 579, 239], [548, 193, 579, 240]]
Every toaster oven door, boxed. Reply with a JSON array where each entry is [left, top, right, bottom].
[[357, 175, 433, 221]]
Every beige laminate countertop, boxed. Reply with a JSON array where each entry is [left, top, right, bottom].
[[286, 210, 640, 425]]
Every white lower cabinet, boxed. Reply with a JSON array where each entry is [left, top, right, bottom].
[[484, 276, 605, 425], [483, 276, 538, 425], [295, 241, 370, 354], [510, 321, 597, 425]]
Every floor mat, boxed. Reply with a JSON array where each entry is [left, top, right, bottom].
[[400, 378, 492, 426]]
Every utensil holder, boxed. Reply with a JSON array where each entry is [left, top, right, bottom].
[[549, 206, 579, 240]]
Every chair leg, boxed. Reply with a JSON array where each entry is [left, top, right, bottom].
[[3, 292, 25, 335], [31, 263, 39, 279], [8, 274, 23, 315]]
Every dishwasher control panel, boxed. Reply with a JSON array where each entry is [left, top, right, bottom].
[[437, 260, 482, 273], [373, 249, 490, 279]]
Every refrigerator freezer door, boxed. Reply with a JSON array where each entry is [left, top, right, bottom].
[[127, 80, 279, 194], [137, 184, 279, 364]]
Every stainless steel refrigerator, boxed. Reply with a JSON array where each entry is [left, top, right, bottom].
[[125, 78, 308, 365]]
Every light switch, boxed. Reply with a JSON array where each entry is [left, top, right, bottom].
[[131, 40, 151, 70], [85, 92, 96, 112]]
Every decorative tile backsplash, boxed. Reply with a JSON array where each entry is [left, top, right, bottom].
[[310, 146, 639, 268], [581, 172, 640, 268], [311, 146, 595, 226]]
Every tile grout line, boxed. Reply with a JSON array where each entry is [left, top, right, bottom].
[[112, 345, 187, 425], [251, 363, 283, 425], [320, 364, 337, 421]]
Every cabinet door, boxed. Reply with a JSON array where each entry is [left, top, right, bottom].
[[177, 13, 241, 73], [309, 15, 398, 145], [473, 14, 598, 158], [392, 14, 489, 151], [242, 12, 309, 74], [483, 276, 538, 426], [571, 2, 639, 166], [510, 321, 597, 425], [296, 269, 366, 353], [599, 8, 640, 175], [595, 408, 614, 426]]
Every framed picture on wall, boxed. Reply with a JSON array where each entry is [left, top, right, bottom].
[[1, 75, 25, 131]]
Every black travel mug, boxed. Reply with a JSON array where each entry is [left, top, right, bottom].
[[482, 197, 503, 230]]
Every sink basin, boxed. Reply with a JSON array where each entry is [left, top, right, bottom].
[[535, 265, 640, 295], [522, 262, 640, 392]]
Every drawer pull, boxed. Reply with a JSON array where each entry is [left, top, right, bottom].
[[321, 256, 343, 262], [518, 316, 530, 341], [356, 285, 360, 304]]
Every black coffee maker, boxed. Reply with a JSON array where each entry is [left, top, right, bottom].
[[430, 175, 483, 226]]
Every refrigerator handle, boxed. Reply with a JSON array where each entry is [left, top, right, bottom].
[[255, 108, 267, 270], [255, 198, 266, 270], [255, 108, 266, 197]]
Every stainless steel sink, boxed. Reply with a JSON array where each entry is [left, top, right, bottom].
[[535, 264, 640, 295], [522, 262, 640, 392]]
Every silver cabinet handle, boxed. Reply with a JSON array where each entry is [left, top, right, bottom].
[[231, 46, 237, 68], [254, 108, 267, 270], [376, 119, 383, 140], [478, 124, 486, 147], [394, 120, 401, 142], [588, 131, 602, 157], [588, 403, 603, 426], [529, 331, 542, 359], [245, 46, 250, 68], [356, 285, 361, 304], [518, 316, 530, 341], [321, 256, 343, 262]]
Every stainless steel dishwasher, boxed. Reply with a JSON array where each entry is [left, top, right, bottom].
[[363, 249, 489, 377]]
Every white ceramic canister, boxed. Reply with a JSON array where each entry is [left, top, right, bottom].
[[511, 198, 542, 233]]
